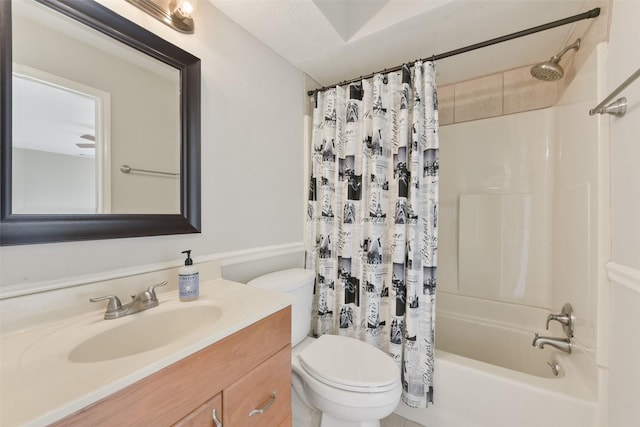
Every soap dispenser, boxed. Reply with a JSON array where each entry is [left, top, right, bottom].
[[179, 250, 199, 301]]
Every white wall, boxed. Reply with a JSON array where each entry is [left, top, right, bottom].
[[0, 0, 306, 291], [606, 1, 640, 426], [12, 148, 96, 214], [607, 1, 640, 272]]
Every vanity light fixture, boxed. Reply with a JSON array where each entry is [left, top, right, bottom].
[[125, 0, 197, 34]]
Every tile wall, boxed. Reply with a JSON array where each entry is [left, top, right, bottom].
[[438, 63, 560, 125]]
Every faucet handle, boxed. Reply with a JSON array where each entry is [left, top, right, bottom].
[[146, 281, 168, 300], [546, 313, 568, 329], [90, 295, 123, 315], [545, 303, 575, 337]]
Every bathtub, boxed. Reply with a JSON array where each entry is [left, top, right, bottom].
[[394, 294, 598, 427]]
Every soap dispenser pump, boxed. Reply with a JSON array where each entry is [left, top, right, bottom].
[[179, 250, 199, 301]]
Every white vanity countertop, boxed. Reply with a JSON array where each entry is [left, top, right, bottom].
[[0, 278, 292, 427]]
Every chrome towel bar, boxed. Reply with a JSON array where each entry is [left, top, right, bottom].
[[120, 165, 179, 177], [590, 67, 640, 117]]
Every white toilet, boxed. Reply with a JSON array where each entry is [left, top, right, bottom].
[[248, 268, 401, 427]]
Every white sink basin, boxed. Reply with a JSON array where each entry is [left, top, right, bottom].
[[69, 305, 223, 363], [20, 302, 224, 367], [2, 278, 293, 427]]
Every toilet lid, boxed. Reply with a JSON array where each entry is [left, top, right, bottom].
[[298, 334, 399, 392]]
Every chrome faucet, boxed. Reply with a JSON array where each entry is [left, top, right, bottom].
[[90, 281, 167, 319], [532, 333, 572, 354]]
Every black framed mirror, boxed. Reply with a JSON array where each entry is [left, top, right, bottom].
[[1, 0, 201, 245]]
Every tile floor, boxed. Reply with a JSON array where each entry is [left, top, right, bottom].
[[293, 397, 424, 426], [381, 413, 425, 427]]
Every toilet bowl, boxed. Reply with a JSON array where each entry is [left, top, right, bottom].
[[248, 269, 402, 427], [293, 334, 401, 427]]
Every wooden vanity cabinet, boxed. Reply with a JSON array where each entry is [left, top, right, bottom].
[[223, 346, 291, 426], [173, 393, 222, 427], [52, 307, 291, 427]]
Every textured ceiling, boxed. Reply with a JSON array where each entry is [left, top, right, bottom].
[[208, 0, 597, 87]]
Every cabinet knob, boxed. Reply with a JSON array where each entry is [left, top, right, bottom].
[[248, 391, 277, 417], [212, 408, 222, 427]]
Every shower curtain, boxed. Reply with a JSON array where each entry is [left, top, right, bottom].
[[305, 61, 439, 408]]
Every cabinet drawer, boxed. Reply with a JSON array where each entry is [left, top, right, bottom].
[[173, 394, 222, 427], [224, 345, 291, 427]]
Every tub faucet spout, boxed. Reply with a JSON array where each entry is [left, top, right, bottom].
[[532, 333, 571, 354]]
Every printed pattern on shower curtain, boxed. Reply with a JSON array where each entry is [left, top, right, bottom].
[[305, 61, 439, 408]]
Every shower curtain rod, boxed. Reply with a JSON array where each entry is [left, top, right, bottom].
[[307, 7, 601, 96]]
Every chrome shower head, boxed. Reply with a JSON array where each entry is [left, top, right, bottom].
[[531, 61, 565, 81], [531, 38, 581, 81]]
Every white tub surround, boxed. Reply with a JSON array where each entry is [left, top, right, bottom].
[[400, 291, 597, 427], [436, 292, 598, 389], [0, 261, 292, 427], [431, 41, 609, 426], [395, 350, 596, 427]]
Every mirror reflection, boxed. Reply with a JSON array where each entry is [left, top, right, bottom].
[[11, 0, 181, 215]]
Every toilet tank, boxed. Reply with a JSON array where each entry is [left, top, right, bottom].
[[248, 268, 315, 347]]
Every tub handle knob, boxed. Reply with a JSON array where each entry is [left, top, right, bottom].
[[546, 303, 575, 338], [547, 360, 561, 376]]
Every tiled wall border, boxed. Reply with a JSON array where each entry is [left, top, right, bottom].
[[438, 0, 610, 126], [438, 63, 561, 125]]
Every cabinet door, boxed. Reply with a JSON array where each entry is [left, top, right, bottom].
[[173, 393, 223, 427], [224, 346, 291, 427]]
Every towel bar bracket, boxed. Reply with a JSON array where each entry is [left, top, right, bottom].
[[590, 97, 627, 117], [589, 67, 640, 117]]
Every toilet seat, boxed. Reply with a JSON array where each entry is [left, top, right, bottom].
[[298, 334, 400, 393]]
